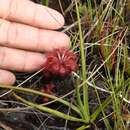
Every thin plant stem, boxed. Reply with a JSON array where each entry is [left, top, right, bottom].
[[13, 93, 86, 123], [75, 0, 90, 122], [93, 79, 112, 130], [0, 84, 81, 115]]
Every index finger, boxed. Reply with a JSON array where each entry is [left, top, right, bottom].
[[0, 0, 64, 29]]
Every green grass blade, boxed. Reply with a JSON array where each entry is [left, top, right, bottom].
[[14, 93, 86, 123], [0, 84, 80, 115], [75, 0, 90, 122]]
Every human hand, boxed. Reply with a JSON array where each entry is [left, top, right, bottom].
[[0, 0, 69, 85]]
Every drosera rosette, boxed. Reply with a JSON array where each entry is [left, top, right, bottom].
[[40, 83, 55, 102], [40, 48, 78, 102], [42, 48, 78, 79]]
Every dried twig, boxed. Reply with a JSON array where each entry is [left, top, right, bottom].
[[0, 122, 13, 130]]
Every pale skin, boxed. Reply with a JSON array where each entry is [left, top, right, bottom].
[[0, 0, 69, 85]]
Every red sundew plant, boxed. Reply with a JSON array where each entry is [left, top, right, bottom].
[[41, 83, 55, 102], [41, 48, 78, 102], [43, 48, 78, 78]]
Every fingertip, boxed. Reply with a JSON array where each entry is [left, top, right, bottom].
[[36, 5, 65, 29], [62, 33, 70, 48], [39, 31, 70, 52], [53, 33, 70, 50], [47, 6, 65, 28], [0, 70, 16, 85], [42, 6, 65, 29], [53, 10, 65, 29]]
